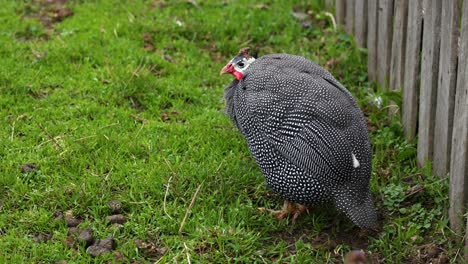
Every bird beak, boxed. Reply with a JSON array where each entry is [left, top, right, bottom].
[[220, 63, 234, 75]]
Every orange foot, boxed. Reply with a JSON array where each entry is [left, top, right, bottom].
[[258, 201, 308, 223]]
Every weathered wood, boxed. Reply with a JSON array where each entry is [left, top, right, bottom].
[[336, 0, 346, 26], [367, 0, 378, 81], [417, 0, 442, 166], [389, 0, 408, 92], [346, 0, 355, 34], [433, 0, 460, 176], [402, 0, 423, 140], [449, 0, 468, 234], [325, 0, 333, 10], [354, 0, 367, 47], [377, 0, 394, 88], [466, 217, 468, 262]]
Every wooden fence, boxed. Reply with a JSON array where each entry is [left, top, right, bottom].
[[328, 0, 468, 256]]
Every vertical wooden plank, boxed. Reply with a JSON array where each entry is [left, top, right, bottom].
[[336, 0, 346, 26], [433, 0, 461, 176], [402, 0, 423, 140], [377, 0, 394, 88], [346, 0, 355, 34], [466, 217, 468, 262], [354, 0, 368, 48], [417, 0, 442, 166], [325, 0, 333, 11], [449, 0, 468, 234], [367, 0, 378, 81], [389, 0, 408, 91]]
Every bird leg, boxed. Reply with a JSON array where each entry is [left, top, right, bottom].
[[258, 201, 308, 223]]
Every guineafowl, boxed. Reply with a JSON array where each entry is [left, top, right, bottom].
[[220, 48, 378, 230]]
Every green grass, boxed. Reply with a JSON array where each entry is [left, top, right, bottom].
[[0, 0, 464, 263]]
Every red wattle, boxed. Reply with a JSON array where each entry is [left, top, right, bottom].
[[233, 71, 243, 80]]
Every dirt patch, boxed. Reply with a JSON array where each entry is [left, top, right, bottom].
[[365, 117, 378, 134], [22, 0, 73, 29], [149, 64, 167, 77], [33, 232, 53, 243], [160, 111, 180, 122], [21, 163, 39, 174], [203, 43, 226, 64], [407, 243, 449, 264], [325, 57, 340, 71], [274, 225, 370, 250], [126, 96, 145, 112], [267, 216, 377, 262], [291, 4, 328, 29], [113, 251, 126, 262], [405, 184, 425, 197], [28, 84, 62, 99], [150, 0, 167, 10], [194, 241, 219, 255], [143, 33, 155, 52], [134, 239, 168, 258], [162, 54, 176, 63]]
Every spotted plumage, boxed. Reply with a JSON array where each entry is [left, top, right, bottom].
[[221, 48, 378, 230]]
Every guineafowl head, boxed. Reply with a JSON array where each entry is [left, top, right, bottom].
[[220, 47, 256, 80]]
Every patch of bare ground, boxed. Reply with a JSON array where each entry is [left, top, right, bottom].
[[126, 95, 146, 113], [407, 243, 449, 264], [19, 0, 73, 38], [134, 239, 168, 259], [267, 220, 379, 263]]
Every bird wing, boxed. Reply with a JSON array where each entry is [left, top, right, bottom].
[[272, 96, 357, 181], [250, 62, 367, 182]]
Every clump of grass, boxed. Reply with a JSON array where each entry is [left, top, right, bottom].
[[0, 0, 463, 263]]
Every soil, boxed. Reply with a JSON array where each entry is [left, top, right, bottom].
[[21, 163, 39, 174], [21, 0, 73, 30]]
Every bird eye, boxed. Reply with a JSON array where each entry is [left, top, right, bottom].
[[237, 62, 245, 67]]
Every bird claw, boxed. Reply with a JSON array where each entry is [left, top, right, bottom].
[[258, 201, 308, 223]]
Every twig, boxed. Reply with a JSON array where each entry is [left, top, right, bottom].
[[179, 183, 203, 233], [10, 120, 16, 142], [324, 12, 337, 31], [162, 158, 177, 220], [73, 135, 97, 141], [163, 157, 177, 177], [99, 122, 120, 130], [10, 114, 28, 141], [38, 123, 63, 150], [184, 242, 191, 264], [187, 0, 200, 9], [453, 247, 460, 262], [134, 122, 145, 138], [214, 160, 225, 174], [162, 157, 177, 220], [154, 256, 165, 264], [213, 159, 226, 187], [128, 201, 148, 204], [454, 227, 467, 262], [163, 175, 174, 220], [104, 168, 113, 181]]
